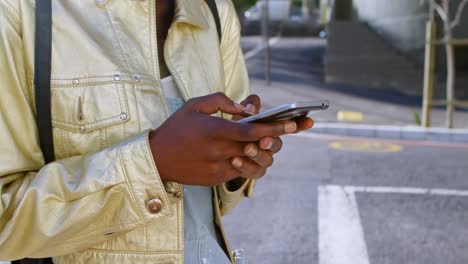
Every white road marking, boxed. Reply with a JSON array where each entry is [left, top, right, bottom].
[[318, 185, 370, 264], [343, 185, 468, 197], [243, 37, 280, 60], [319, 184, 468, 264]]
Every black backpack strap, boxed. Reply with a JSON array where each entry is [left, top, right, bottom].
[[14, 1, 56, 263], [204, 0, 222, 42], [13, 259, 52, 264], [17, 2, 218, 263], [12, 2, 55, 264], [34, 0, 55, 164]]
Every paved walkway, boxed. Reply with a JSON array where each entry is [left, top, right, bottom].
[[242, 37, 468, 129]]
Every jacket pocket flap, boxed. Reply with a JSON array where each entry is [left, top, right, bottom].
[[50, 76, 129, 133]]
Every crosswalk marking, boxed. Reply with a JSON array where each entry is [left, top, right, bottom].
[[318, 185, 370, 264], [319, 184, 468, 264]]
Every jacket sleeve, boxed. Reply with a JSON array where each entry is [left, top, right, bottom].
[[0, 6, 172, 260], [217, 0, 256, 216]]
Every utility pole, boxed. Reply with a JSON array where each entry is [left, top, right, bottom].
[[261, 0, 271, 85], [442, 0, 455, 128], [422, 2, 436, 127], [320, 0, 328, 25], [302, 0, 310, 20]]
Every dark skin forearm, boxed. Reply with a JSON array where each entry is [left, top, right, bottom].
[[149, 93, 313, 186], [151, 1, 314, 185]]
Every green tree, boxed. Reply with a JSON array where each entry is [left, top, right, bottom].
[[232, 0, 258, 14]]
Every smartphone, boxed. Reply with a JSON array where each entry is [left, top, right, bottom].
[[238, 101, 329, 123]]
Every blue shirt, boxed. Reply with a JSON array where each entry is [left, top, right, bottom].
[[162, 77, 231, 264]]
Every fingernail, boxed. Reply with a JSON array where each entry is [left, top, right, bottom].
[[246, 145, 258, 157], [260, 138, 273, 150], [264, 140, 273, 150], [234, 103, 244, 110], [244, 104, 256, 115], [232, 158, 243, 168], [285, 122, 297, 133]]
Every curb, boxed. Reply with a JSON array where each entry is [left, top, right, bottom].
[[310, 123, 468, 143]]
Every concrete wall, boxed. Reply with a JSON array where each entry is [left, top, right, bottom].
[[325, 0, 468, 98], [347, 0, 468, 66], [351, 0, 428, 54], [325, 21, 424, 96]]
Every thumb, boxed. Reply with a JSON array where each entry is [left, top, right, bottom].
[[188, 92, 246, 115], [241, 94, 261, 114]]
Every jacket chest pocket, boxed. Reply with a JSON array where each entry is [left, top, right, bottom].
[[50, 75, 131, 159]]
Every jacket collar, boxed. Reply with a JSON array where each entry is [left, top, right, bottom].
[[174, 0, 209, 29], [95, 0, 209, 29]]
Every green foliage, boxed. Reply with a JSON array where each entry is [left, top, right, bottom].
[[232, 0, 258, 13], [291, 0, 302, 7], [291, 0, 321, 8], [413, 112, 422, 126]]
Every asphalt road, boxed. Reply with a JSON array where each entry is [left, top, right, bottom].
[[222, 37, 468, 264], [223, 134, 468, 264]]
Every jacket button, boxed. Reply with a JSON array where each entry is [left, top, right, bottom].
[[164, 182, 178, 193], [146, 198, 163, 214], [164, 181, 183, 198]]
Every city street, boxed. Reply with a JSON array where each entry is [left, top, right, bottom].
[[222, 36, 468, 264], [1, 1, 468, 264], [224, 133, 468, 264]]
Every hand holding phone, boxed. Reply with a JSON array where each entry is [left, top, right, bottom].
[[238, 101, 329, 124]]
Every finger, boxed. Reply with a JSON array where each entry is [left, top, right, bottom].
[[231, 106, 255, 121], [295, 117, 314, 132], [232, 95, 261, 121], [231, 157, 267, 179], [208, 141, 245, 160], [240, 94, 261, 113], [221, 120, 297, 141], [244, 143, 274, 168], [187, 92, 245, 115], [259, 137, 283, 153], [243, 104, 257, 116], [220, 162, 243, 184]]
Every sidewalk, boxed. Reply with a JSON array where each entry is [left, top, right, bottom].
[[242, 37, 468, 142]]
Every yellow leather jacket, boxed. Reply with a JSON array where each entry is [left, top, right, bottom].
[[0, 0, 255, 263]]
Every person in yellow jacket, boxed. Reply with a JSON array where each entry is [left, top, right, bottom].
[[0, 0, 313, 263]]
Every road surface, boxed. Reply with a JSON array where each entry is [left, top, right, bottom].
[[224, 133, 468, 264]]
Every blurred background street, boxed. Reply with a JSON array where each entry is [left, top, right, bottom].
[[224, 0, 468, 263], [2, 1, 466, 264]]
